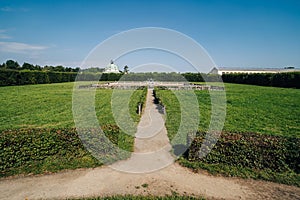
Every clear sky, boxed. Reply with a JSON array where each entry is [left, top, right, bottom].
[[0, 0, 299, 71]]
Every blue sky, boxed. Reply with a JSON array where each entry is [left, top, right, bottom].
[[0, 0, 299, 71]]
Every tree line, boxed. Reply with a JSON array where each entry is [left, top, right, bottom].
[[1, 60, 299, 88], [0, 60, 80, 72]]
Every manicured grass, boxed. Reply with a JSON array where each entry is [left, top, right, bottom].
[[223, 83, 300, 137], [0, 83, 75, 130], [155, 83, 300, 137], [0, 82, 146, 130]]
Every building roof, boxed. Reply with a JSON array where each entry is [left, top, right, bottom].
[[209, 67, 300, 74]]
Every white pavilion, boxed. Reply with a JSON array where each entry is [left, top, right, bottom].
[[103, 60, 120, 73]]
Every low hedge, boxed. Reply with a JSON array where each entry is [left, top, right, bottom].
[[186, 132, 300, 173], [0, 126, 133, 177]]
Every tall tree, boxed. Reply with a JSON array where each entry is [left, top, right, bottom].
[[22, 62, 35, 70], [5, 60, 20, 70], [123, 65, 129, 74]]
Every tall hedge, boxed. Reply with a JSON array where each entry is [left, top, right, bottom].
[[0, 70, 125, 86], [0, 69, 78, 86], [221, 72, 300, 88], [1, 69, 299, 88]]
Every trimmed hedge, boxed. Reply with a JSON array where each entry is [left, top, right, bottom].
[[0, 69, 78, 86], [1, 69, 299, 89], [222, 72, 300, 88], [0, 126, 132, 177], [0, 69, 125, 86], [186, 132, 300, 173]]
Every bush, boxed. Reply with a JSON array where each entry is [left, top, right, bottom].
[[0, 126, 132, 177], [186, 132, 300, 173]]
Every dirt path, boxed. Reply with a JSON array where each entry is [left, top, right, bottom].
[[110, 88, 173, 173], [0, 89, 299, 200]]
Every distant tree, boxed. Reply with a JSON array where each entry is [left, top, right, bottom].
[[34, 65, 42, 71], [54, 65, 65, 72], [73, 67, 80, 72], [65, 67, 73, 72], [123, 65, 129, 74], [43, 65, 54, 71], [5, 60, 20, 70], [22, 62, 35, 70], [81, 67, 104, 73]]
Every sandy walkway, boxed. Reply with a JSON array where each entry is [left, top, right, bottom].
[[0, 89, 299, 200]]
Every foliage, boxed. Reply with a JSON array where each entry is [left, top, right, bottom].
[[186, 132, 299, 173], [180, 131, 300, 187], [0, 59, 79, 72], [182, 73, 222, 82], [0, 69, 78, 86], [119, 72, 220, 82], [0, 69, 128, 86], [222, 72, 300, 88], [1, 59, 299, 89], [0, 125, 136, 177], [0, 128, 100, 177], [123, 65, 129, 74]]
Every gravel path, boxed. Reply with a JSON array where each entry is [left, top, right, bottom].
[[1, 89, 299, 200]]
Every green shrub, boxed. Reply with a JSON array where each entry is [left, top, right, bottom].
[[0, 126, 133, 177], [187, 132, 299, 173]]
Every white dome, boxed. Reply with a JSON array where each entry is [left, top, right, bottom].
[[104, 61, 120, 73]]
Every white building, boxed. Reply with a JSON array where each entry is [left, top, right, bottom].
[[209, 67, 299, 75], [103, 60, 120, 73]]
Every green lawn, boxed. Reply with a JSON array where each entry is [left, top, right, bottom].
[[3, 82, 298, 137], [0, 82, 145, 131], [223, 83, 300, 136], [155, 83, 300, 138]]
